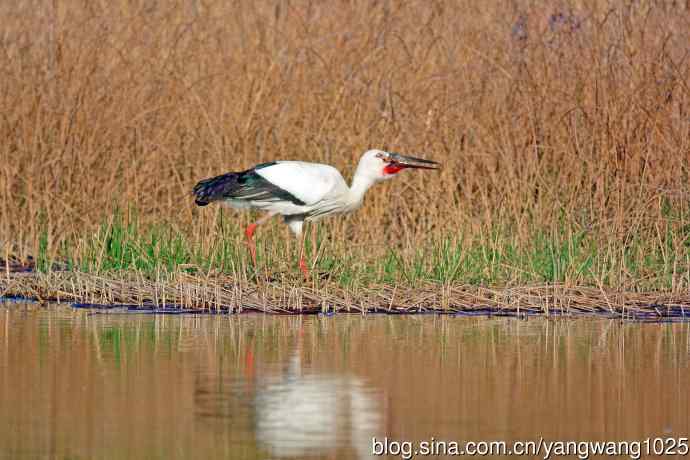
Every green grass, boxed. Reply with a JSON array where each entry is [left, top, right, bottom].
[[35, 211, 690, 292]]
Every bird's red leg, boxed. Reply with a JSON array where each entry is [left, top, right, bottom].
[[299, 254, 309, 278], [245, 223, 258, 267], [298, 230, 309, 279], [244, 213, 275, 268]]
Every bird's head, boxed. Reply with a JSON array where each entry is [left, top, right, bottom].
[[356, 149, 440, 182]]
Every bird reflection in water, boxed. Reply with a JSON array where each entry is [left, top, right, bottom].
[[255, 351, 383, 459], [193, 320, 385, 459]]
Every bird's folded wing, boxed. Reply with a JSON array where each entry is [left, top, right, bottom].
[[254, 161, 349, 206], [193, 169, 305, 206]]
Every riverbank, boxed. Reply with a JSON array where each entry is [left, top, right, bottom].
[[2, 270, 689, 319]]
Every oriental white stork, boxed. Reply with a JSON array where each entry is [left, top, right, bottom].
[[193, 149, 440, 277]]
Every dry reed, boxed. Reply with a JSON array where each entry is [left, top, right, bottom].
[[2, 271, 689, 319]]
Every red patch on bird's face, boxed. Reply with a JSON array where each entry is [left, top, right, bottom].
[[383, 163, 405, 175]]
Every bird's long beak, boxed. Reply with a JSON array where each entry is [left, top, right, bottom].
[[389, 153, 440, 170]]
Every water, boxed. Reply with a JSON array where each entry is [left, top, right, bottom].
[[1, 303, 689, 459]]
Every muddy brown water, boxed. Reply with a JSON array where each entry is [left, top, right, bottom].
[[1, 303, 689, 459]]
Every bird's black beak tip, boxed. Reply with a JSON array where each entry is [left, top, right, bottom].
[[386, 152, 440, 170], [399, 156, 441, 170]]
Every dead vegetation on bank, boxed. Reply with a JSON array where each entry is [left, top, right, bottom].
[[2, 271, 689, 319]]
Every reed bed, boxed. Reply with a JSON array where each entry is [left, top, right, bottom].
[[2, 271, 689, 319], [1, 0, 690, 309]]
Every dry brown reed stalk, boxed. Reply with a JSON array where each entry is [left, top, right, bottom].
[[0, 1, 689, 290], [2, 271, 689, 319]]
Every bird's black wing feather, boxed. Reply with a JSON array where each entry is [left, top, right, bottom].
[[193, 165, 306, 207]]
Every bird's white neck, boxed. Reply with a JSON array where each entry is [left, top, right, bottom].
[[347, 170, 378, 207]]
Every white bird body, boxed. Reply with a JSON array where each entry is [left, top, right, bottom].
[[193, 149, 439, 275], [223, 161, 358, 224]]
